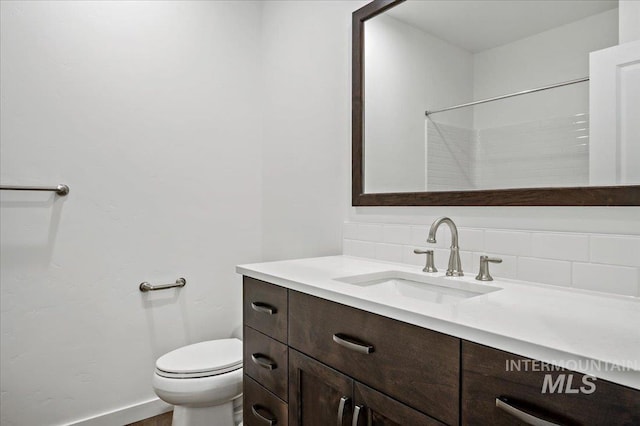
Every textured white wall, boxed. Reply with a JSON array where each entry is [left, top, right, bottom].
[[364, 14, 473, 193], [0, 1, 263, 425], [620, 0, 640, 44], [260, 0, 364, 262], [471, 10, 618, 190], [472, 9, 618, 129]]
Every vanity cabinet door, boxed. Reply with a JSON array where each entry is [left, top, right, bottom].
[[243, 276, 288, 343], [289, 349, 354, 426], [288, 290, 460, 425], [462, 341, 640, 426], [353, 383, 445, 426], [244, 375, 288, 426]]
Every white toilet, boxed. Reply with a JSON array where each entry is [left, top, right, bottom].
[[153, 338, 244, 426]]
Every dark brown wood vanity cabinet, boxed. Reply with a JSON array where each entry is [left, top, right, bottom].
[[243, 276, 640, 425], [288, 290, 459, 425], [462, 341, 640, 426], [289, 349, 443, 426], [244, 276, 458, 425], [243, 277, 289, 426]]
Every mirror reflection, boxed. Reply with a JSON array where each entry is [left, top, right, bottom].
[[363, 0, 635, 193]]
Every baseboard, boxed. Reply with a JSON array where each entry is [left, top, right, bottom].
[[67, 398, 172, 426]]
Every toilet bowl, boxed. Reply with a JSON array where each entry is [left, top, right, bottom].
[[153, 338, 243, 426]]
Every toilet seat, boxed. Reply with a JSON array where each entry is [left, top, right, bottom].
[[155, 338, 242, 379]]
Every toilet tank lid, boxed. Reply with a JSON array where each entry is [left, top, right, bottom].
[[156, 338, 242, 375]]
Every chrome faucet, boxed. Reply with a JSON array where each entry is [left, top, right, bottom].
[[476, 256, 502, 281], [427, 217, 463, 276]]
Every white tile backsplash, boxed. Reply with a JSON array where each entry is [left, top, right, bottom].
[[382, 225, 411, 245], [459, 228, 485, 252], [590, 235, 640, 267], [432, 248, 453, 271], [344, 239, 376, 259], [517, 257, 572, 287], [342, 222, 359, 240], [375, 243, 404, 263], [459, 251, 474, 275], [357, 224, 383, 242], [485, 230, 532, 256], [475, 114, 589, 190], [342, 221, 639, 297], [409, 225, 430, 246], [572, 263, 639, 297], [531, 232, 589, 262]]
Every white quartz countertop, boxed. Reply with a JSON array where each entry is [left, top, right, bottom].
[[237, 255, 640, 390]]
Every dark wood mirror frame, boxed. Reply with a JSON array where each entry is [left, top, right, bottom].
[[352, 0, 640, 206]]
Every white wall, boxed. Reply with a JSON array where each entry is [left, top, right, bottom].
[[620, 0, 640, 44], [260, 0, 361, 262], [364, 14, 473, 193], [473, 9, 618, 129], [0, 1, 263, 425], [471, 10, 618, 190]]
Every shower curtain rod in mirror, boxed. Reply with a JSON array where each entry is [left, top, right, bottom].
[[425, 76, 589, 116]]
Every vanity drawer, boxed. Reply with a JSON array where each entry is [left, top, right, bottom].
[[243, 276, 288, 343], [244, 375, 288, 426], [243, 326, 288, 402], [461, 341, 640, 425], [288, 290, 460, 425]]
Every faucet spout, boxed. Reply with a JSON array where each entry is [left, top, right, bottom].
[[427, 217, 463, 276]]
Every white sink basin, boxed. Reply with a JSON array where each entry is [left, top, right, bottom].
[[334, 270, 501, 305]]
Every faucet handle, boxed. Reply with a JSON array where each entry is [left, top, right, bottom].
[[476, 255, 502, 281], [414, 249, 437, 273]]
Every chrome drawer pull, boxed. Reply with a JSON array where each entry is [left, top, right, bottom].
[[251, 353, 278, 370], [352, 404, 365, 426], [333, 333, 375, 354], [337, 396, 351, 426], [251, 302, 277, 315], [496, 397, 560, 426], [251, 404, 278, 425]]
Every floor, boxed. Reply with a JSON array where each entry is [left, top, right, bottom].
[[126, 411, 172, 426]]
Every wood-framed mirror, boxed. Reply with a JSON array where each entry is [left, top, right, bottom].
[[352, 0, 640, 206]]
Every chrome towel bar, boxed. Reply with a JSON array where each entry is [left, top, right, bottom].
[[139, 277, 186, 292], [0, 184, 69, 196]]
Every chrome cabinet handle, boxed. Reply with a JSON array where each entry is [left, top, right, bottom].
[[251, 302, 277, 315], [333, 333, 374, 354], [352, 405, 365, 426], [495, 397, 560, 426], [251, 353, 277, 370], [251, 404, 278, 425], [337, 396, 351, 426]]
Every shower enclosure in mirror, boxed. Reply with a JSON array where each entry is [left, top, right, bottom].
[[352, 0, 640, 205]]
